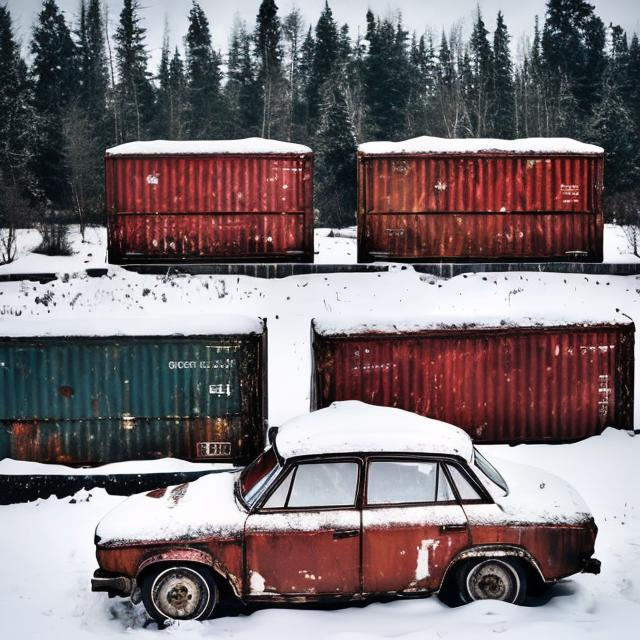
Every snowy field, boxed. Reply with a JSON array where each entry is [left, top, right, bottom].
[[1, 225, 640, 637]]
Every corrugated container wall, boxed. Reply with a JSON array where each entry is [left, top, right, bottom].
[[0, 326, 267, 465], [357, 150, 604, 262], [311, 321, 634, 443], [106, 149, 314, 263]]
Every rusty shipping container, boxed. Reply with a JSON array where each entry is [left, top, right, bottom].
[[357, 137, 604, 262], [311, 316, 634, 443], [0, 316, 267, 466], [105, 139, 314, 263]]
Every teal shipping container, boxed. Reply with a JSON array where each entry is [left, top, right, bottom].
[[0, 316, 267, 466]]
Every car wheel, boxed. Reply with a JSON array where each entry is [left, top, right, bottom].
[[140, 564, 219, 627], [457, 558, 527, 605]]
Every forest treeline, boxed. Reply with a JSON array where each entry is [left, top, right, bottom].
[[1, 0, 640, 261]]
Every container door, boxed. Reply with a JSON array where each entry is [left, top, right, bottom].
[[362, 459, 468, 594], [244, 460, 361, 597]]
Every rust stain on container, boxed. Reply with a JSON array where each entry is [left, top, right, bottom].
[[106, 151, 314, 263], [311, 321, 634, 443], [357, 152, 604, 262]]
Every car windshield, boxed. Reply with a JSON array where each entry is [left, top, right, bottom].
[[240, 447, 281, 508], [473, 447, 509, 495]]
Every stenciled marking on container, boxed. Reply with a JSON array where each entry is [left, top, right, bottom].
[[146, 173, 160, 185]]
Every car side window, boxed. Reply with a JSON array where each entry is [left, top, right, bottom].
[[282, 462, 359, 509], [447, 464, 482, 501], [367, 460, 454, 505], [262, 469, 294, 509]]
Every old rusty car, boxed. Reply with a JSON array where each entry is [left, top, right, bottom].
[[92, 401, 600, 625]]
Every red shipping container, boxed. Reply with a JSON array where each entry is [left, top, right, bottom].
[[105, 139, 314, 263], [311, 316, 634, 443], [357, 137, 604, 262]]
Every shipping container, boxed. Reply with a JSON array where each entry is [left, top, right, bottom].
[[311, 316, 634, 443], [0, 315, 267, 466], [105, 139, 314, 264], [357, 137, 604, 262]]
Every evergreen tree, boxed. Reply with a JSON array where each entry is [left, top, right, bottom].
[[468, 9, 493, 136], [0, 5, 37, 261], [282, 7, 306, 140], [307, 2, 339, 126], [363, 11, 411, 140], [491, 12, 515, 138], [31, 0, 77, 207], [114, 0, 154, 141], [169, 47, 188, 138], [254, 0, 287, 138], [628, 34, 640, 136], [315, 67, 357, 227], [298, 27, 315, 133], [588, 78, 638, 192], [185, 1, 223, 138], [152, 26, 172, 138]]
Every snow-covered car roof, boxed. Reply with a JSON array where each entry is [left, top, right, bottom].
[[106, 138, 312, 156], [274, 401, 473, 462], [358, 136, 603, 155], [312, 312, 633, 336], [0, 313, 265, 338]]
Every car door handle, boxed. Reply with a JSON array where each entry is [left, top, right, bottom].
[[333, 529, 360, 540], [439, 524, 467, 533]]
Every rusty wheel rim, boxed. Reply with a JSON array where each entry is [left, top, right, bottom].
[[151, 567, 210, 620], [466, 560, 520, 602]]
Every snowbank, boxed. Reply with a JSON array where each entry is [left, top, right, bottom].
[[106, 138, 312, 156], [0, 313, 265, 337], [275, 401, 474, 462], [312, 312, 633, 336], [358, 136, 604, 155]]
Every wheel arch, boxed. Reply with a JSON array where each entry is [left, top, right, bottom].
[[438, 544, 547, 592], [137, 547, 242, 599]]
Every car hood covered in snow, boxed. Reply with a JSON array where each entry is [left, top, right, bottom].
[[95, 470, 247, 546], [474, 457, 593, 525]]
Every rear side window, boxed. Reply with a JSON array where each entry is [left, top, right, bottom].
[[447, 465, 483, 501], [278, 461, 360, 509], [367, 460, 454, 505]]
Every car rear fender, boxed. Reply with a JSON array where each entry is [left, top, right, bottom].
[[439, 544, 547, 590], [137, 547, 242, 599]]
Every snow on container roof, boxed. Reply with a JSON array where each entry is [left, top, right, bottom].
[[106, 138, 312, 156], [358, 136, 603, 155], [312, 312, 633, 336], [275, 401, 473, 461], [0, 314, 265, 338]]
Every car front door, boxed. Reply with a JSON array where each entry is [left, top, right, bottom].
[[362, 457, 470, 594], [244, 458, 362, 598]]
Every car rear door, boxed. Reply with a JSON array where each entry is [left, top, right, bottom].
[[244, 458, 362, 598], [362, 457, 469, 594]]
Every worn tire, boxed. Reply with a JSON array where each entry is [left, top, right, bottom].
[[457, 558, 527, 605], [140, 564, 219, 627]]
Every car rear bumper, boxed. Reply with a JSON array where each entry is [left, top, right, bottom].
[[581, 557, 601, 575], [91, 569, 134, 597]]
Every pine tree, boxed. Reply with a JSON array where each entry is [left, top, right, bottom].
[[0, 5, 37, 261], [468, 9, 493, 136], [152, 26, 172, 138], [31, 0, 77, 207], [282, 8, 305, 141], [628, 34, 640, 136], [185, 1, 223, 138], [114, 0, 154, 141], [298, 27, 315, 134], [254, 0, 287, 139], [169, 48, 188, 138], [491, 12, 515, 138], [588, 78, 638, 192], [315, 67, 357, 227], [307, 2, 339, 127]]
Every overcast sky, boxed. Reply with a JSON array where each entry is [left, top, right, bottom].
[[6, 0, 640, 66]]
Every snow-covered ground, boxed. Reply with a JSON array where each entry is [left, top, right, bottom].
[[0, 429, 638, 639], [2, 226, 640, 637], [0, 223, 638, 272]]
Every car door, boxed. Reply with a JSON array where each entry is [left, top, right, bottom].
[[244, 458, 362, 598], [362, 457, 470, 594]]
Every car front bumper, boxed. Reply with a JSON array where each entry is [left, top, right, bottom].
[[91, 569, 134, 597], [581, 557, 601, 575]]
